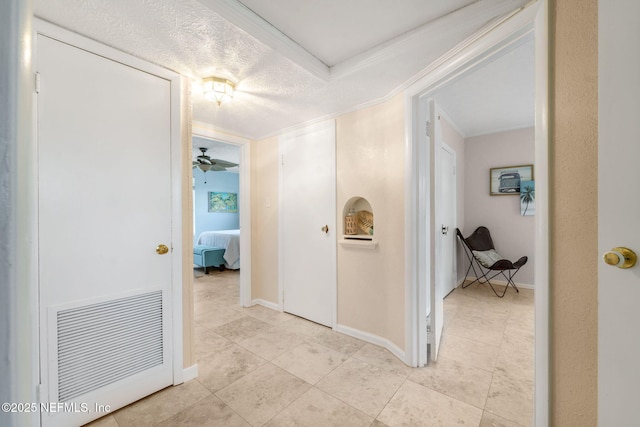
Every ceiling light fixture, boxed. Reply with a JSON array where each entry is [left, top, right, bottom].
[[196, 163, 212, 172], [203, 76, 235, 106]]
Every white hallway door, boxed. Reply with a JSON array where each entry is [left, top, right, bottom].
[[598, 1, 640, 424], [438, 144, 457, 298], [280, 121, 336, 327], [37, 34, 175, 426], [429, 104, 455, 362]]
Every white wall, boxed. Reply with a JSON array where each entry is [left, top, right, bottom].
[[463, 127, 535, 286]]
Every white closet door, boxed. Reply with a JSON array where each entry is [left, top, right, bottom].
[[598, 1, 640, 424], [280, 120, 336, 327], [37, 34, 174, 426]]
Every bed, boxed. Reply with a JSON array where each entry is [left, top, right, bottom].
[[196, 229, 240, 270]]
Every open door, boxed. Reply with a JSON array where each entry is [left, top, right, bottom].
[[598, 2, 640, 424], [429, 101, 456, 362], [438, 142, 457, 297]]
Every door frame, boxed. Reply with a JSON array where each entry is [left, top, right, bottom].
[[192, 122, 252, 308], [403, 1, 549, 425], [32, 17, 185, 399], [3, 0, 37, 418]]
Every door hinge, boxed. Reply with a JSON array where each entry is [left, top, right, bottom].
[[36, 383, 43, 404], [426, 121, 431, 137], [35, 72, 41, 94]]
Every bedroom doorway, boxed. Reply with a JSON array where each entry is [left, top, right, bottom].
[[405, 1, 548, 424], [192, 138, 241, 268], [192, 123, 252, 308]]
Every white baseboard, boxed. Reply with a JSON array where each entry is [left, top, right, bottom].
[[246, 303, 409, 366], [463, 276, 534, 290], [334, 324, 407, 365], [183, 364, 198, 382], [251, 298, 281, 311]]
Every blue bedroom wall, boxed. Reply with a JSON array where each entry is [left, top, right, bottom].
[[193, 169, 239, 243]]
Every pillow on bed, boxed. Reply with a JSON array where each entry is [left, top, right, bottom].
[[472, 249, 504, 268]]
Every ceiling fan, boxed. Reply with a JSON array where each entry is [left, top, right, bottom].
[[192, 147, 238, 172]]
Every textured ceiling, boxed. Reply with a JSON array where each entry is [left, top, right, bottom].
[[34, 0, 532, 140]]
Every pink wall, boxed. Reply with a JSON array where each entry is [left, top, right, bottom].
[[463, 127, 535, 286]]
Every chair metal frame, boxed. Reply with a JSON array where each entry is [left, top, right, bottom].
[[456, 227, 528, 298]]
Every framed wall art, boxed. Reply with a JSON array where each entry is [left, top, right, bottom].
[[520, 180, 535, 215], [489, 164, 534, 196], [208, 192, 238, 213]]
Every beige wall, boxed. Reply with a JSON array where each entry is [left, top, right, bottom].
[[336, 94, 406, 349], [250, 136, 280, 303], [464, 128, 535, 286], [551, 0, 598, 424], [181, 77, 195, 369], [249, 95, 407, 350]]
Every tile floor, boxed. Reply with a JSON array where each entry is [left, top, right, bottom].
[[87, 270, 534, 427]]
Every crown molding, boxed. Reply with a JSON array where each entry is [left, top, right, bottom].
[[396, 2, 536, 100], [330, 0, 529, 80]]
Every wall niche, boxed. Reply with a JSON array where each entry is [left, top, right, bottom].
[[341, 197, 377, 247]]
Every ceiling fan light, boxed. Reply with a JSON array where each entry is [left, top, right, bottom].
[[203, 76, 235, 106], [197, 163, 212, 172]]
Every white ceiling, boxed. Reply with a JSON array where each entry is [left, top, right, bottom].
[[34, 0, 533, 140], [236, 0, 477, 66], [433, 34, 534, 137]]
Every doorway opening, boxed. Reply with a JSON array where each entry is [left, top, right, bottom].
[[404, 1, 548, 425], [192, 123, 252, 308], [192, 137, 242, 320], [426, 31, 535, 359]]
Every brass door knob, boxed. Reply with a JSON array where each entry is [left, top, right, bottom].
[[603, 247, 637, 269], [321, 225, 329, 234], [156, 244, 169, 255]]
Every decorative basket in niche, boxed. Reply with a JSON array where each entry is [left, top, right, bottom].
[[357, 210, 374, 235], [345, 213, 358, 235]]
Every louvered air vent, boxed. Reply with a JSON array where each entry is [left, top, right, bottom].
[[56, 291, 163, 402]]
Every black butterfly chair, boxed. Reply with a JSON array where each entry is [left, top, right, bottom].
[[456, 226, 528, 298]]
